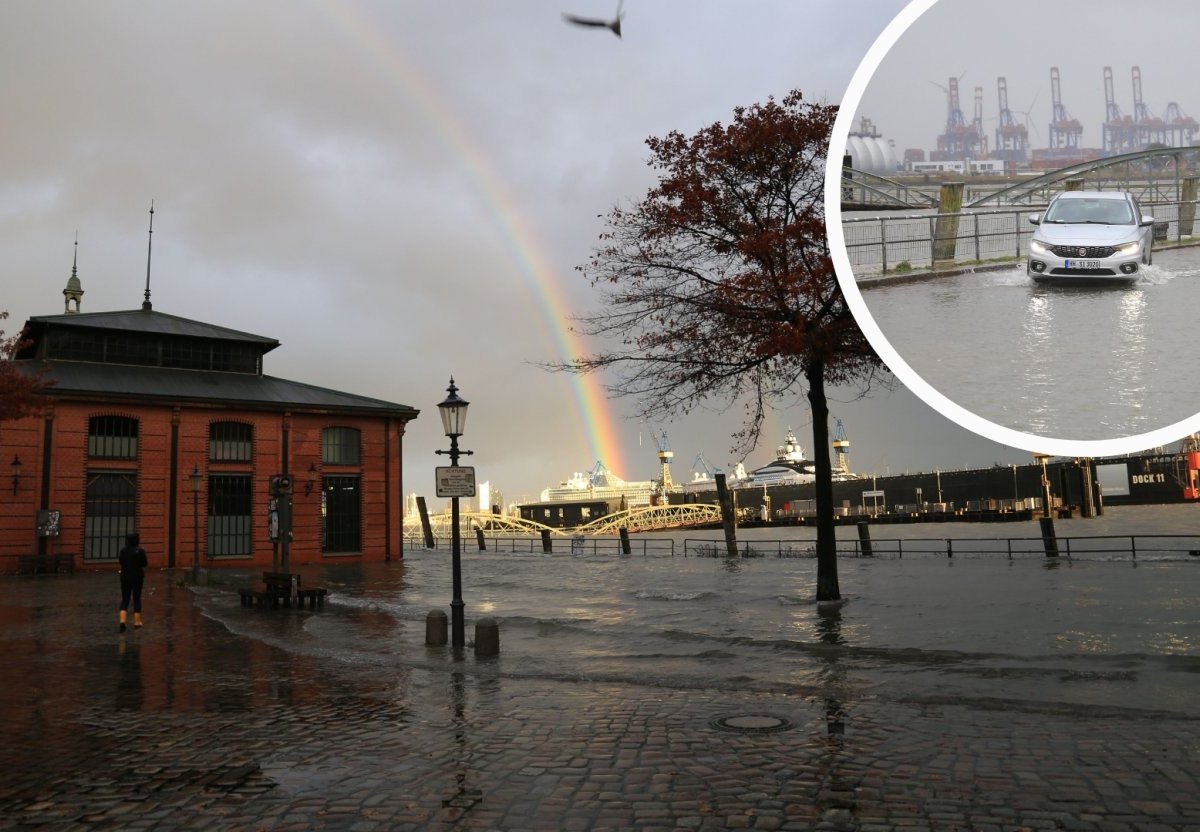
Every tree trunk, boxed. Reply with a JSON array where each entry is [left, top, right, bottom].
[[807, 360, 840, 601]]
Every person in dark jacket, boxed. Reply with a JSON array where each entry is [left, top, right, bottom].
[[118, 533, 149, 632]]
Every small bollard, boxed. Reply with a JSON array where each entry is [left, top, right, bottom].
[[425, 609, 448, 646], [618, 527, 632, 555], [474, 617, 500, 658], [476, 528, 486, 551], [541, 529, 553, 553]]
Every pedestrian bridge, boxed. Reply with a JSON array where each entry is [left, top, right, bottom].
[[403, 503, 724, 540]]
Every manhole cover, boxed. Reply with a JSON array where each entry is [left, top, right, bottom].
[[709, 713, 797, 734]]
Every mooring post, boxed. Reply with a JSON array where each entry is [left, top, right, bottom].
[[1039, 515, 1060, 558], [856, 520, 873, 557], [541, 529, 553, 554], [932, 181, 964, 265], [476, 528, 486, 551], [618, 527, 632, 555], [416, 496, 435, 549], [1180, 177, 1198, 237]]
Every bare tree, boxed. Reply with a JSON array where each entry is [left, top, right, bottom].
[[559, 91, 886, 600]]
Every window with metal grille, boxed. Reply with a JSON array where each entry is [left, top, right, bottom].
[[207, 474, 252, 557], [84, 472, 137, 561], [209, 421, 253, 462], [88, 415, 139, 459], [321, 427, 360, 465], [321, 475, 361, 553]]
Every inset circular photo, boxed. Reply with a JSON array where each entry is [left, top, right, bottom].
[[827, 0, 1200, 457]]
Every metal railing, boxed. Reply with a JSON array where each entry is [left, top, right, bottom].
[[843, 200, 1198, 278], [683, 534, 1200, 560], [412, 534, 676, 557]]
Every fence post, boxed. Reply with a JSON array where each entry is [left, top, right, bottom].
[[1131, 536, 1137, 560], [878, 216, 887, 274], [947, 539, 953, 558], [541, 529, 553, 553], [973, 213, 980, 262]]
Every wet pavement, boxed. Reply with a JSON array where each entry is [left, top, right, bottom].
[[2, 569, 1199, 832]]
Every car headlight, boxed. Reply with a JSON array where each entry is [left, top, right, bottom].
[[1115, 240, 1141, 256], [1029, 239, 1053, 256]]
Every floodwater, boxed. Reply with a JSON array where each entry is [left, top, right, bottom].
[[193, 504, 1200, 719], [857, 245, 1200, 440]]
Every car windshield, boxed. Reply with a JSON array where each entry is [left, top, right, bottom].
[[1042, 197, 1134, 225]]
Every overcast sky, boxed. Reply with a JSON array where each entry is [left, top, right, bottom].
[[854, 0, 1200, 158], [2, 0, 1049, 505]]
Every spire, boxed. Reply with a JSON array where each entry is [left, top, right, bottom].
[[142, 200, 154, 311], [63, 234, 84, 314]]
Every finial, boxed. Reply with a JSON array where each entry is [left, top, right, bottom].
[[64, 234, 85, 314], [142, 200, 154, 311]]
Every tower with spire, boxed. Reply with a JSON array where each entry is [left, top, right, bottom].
[[63, 237, 83, 314]]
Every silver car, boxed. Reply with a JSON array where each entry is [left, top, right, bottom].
[[1027, 191, 1155, 285]]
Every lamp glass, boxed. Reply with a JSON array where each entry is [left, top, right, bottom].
[[11, 456, 21, 476], [189, 466, 202, 492], [437, 384, 469, 437]]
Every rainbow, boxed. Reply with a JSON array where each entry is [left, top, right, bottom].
[[317, 1, 629, 478]]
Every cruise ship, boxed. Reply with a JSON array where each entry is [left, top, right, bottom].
[[539, 462, 657, 508]]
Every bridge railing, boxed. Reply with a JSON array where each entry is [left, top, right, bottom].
[[409, 534, 677, 557], [843, 199, 1198, 278]]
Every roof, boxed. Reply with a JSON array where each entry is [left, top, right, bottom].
[[10, 359, 419, 419], [20, 308, 280, 349], [1054, 191, 1129, 200]]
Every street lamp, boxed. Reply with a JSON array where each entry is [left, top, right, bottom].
[[435, 377, 473, 651], [1034, 454, 1051, 517], [189, 465, 203, 581]]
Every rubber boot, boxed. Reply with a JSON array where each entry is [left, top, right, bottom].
[[119, 610, 127, 633], [133, 612, 143, 629]]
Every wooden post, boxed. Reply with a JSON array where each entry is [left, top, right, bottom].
[[1179, 177, 1198, 237], [932, 182, 964, 265], [541, 529, 553, 553], [475, 528, 486, 551], [618, 527, 632, 555], [715, 473, 738, 558], [1064, 178, 1084, 192]]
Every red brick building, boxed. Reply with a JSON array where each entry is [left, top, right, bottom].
[[1, 273, 418, 573]]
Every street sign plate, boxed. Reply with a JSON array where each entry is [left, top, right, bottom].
[[436, 466, 476, 498]]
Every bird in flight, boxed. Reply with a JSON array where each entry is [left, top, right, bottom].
[[562, 0, 624, 37]]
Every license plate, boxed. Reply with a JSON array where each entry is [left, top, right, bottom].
[[1065, 259, 1101, 269]]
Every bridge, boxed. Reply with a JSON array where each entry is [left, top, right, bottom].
[[402, 503, 723, 541], [843, 146, 1200, 210]]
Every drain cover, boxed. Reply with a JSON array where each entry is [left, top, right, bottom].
[[709, 713, 797, 734]]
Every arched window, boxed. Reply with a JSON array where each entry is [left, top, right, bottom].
[[209, 421, 253, 462], [321, 427, 360, 465], [88, 415, 139, 459]]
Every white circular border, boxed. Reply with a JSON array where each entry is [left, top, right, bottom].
[[826, 0, 1200, 458]]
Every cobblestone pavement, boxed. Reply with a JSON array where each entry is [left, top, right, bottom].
[[2, 572, 1198, 831]]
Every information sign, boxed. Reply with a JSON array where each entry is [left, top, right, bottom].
[[436, 466, 476, 498]]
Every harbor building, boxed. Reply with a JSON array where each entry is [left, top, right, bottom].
[[0, 254, 418, 573]]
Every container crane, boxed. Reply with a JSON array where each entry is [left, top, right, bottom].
[[1047, 67, 1083, 152], [995, 76, 1028, 164]]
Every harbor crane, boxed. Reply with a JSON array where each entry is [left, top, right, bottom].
[[832, 419, 851, 476], [654, 430, 674, 490]]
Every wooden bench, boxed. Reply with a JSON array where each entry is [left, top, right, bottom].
[[262, 572, 299, 608], [296, 587, 327, 609], [237, 587, 273, 608], [16, 554, 76, 575], [239, 572, 327, 611]]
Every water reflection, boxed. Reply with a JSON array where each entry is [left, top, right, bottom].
[[815, 603, 846, 743], [115, 637, 144, 710]]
